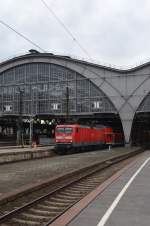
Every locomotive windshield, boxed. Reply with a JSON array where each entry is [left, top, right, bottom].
[[56, 128, 65, 133], [56, 127, 73, 134], [65, 128, 73, 134]]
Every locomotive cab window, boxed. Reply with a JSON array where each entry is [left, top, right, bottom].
[[65, 128, 73, 134], [56, 128, 65, 133]]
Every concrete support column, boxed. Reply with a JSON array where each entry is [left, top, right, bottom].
[[121, 119, 133, 144], [119, 110, 135, 144]]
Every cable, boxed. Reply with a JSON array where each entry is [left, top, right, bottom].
[[0, 19, 46, 53], [40, 0, 92, 60]]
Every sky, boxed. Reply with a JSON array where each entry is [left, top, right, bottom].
[[0, 0, 150, 68]]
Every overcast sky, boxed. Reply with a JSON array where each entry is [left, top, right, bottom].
[[0, 0, 150, 68]]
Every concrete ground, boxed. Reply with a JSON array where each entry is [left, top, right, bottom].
[[0, 147, 140, 196], [67, 151, 150, 226]]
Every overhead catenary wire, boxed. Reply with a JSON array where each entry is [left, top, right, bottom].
[[0, 14, 149, 101], [40, 0, 92, 60], [0, 19, 46, 53]]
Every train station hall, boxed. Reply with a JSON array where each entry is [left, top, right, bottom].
[[0, 50, 150, 146]]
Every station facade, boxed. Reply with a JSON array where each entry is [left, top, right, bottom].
[[0, 51, 150, 144]]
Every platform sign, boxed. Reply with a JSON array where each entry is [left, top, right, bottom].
[[105, 132, 114, 145], [92, 101, 102, 109], [51, 103, 60, 110], [3, 105, 12, 112]]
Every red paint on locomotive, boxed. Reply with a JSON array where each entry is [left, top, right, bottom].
[[55, 124, 123, 154]]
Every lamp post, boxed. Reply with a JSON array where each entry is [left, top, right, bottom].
[[29, 86, 38, 147], [17, 88, 24, 147], [29, 116, 33, 147], [66, 86, 69, 123]]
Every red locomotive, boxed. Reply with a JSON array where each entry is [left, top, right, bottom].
[[55, 124, 124, 154]]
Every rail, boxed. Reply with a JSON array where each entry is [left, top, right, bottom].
[[0, 149, 143, 225]]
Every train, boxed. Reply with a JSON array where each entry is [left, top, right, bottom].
[[55, 124, 124, 154]]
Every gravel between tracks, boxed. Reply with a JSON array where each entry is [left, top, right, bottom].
[[0, 147, 140, 195]]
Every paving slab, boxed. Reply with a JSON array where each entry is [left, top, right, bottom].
[[67, 151, 150, 226]]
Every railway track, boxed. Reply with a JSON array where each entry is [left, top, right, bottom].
[[0, 149, 143, 226]]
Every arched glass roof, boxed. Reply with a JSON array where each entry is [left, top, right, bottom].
[[0, 63, 116, 116]]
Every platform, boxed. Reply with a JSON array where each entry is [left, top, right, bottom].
[[0, 145, 55, 164], [50, 150, 149, 226]]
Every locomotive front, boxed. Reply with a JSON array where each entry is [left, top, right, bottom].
[[55, 125, 74, 153]]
